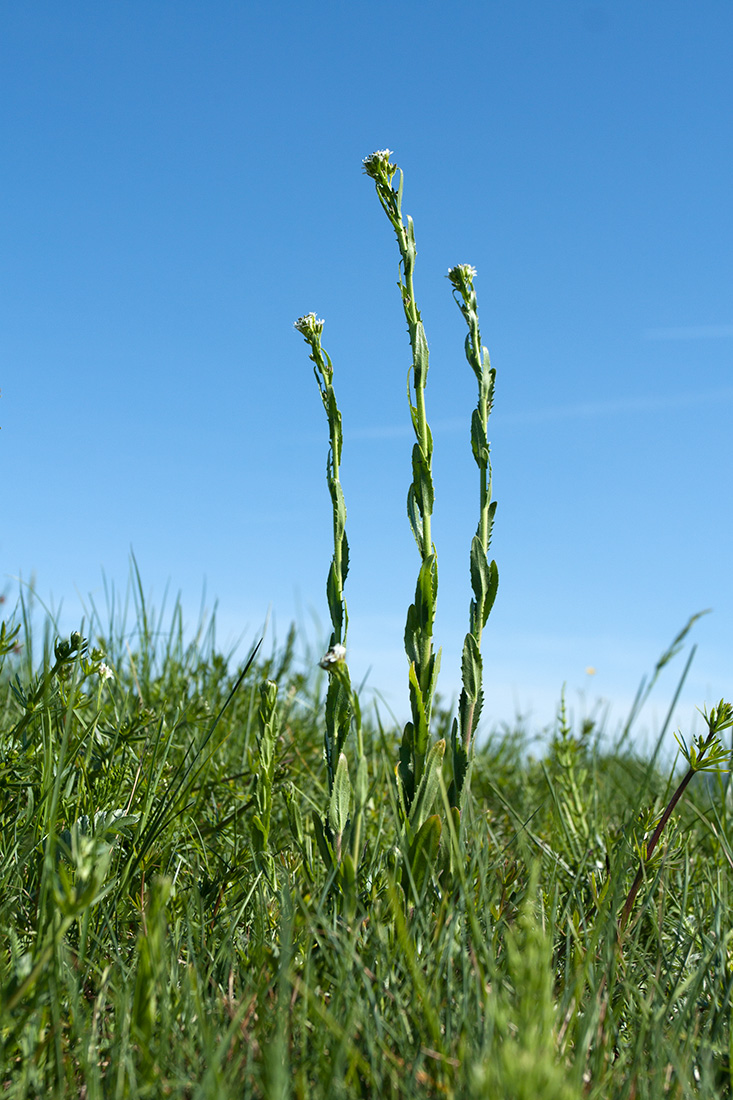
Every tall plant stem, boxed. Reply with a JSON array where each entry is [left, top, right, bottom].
[[448, 264, 498, 807], [363, 149, 439, 810], [295, 313, 366, 877]]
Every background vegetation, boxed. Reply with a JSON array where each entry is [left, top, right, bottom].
[[0, 584, 731, 1098]]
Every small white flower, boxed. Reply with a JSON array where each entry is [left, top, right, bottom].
[[362, 149, 397, 180], [294, 313, 324, 338], [447, 264, 478, 285], [98, 663, 114, 681], [363, 148, 393, 164], [319, 643, 346, 670]]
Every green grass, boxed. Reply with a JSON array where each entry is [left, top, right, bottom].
[[0, 589, 731, 1098]]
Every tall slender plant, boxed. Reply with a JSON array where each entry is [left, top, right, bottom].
[[293, 313, 366, 878], [362, 150, 443, 824], [447, 264, 498, 807]]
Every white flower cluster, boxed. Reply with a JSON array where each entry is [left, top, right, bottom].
[[362, 149, 396, 180], [447, 263, 478, 283], [294, 313, 325, 339], [363, 148, 393, 166], [319, 643, 346, 670]]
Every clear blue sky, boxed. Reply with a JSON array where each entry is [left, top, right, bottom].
[[3, 1, 732, 741]]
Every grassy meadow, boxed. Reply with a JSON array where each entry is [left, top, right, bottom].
[[2, 151, 732, 1098]]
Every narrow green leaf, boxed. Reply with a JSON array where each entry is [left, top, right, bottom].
[[408, 661, 429, 759], [324, 676, 349, 785], [328, 752, 352, 843], [284, 786, 304, 849], [340, 530, 349, 584], [404, 814, 442, 897], [413, 321, 430, 384], [473, 687, 484, 731], [482, 499, 497, 549], [250, 814, 267, 854], [409, 738, 446, 833], [253, 680, 279, 845], [407, 484, 424, 548], [458, 683, 483, 750], [470, 408, 489, 466], [330, 665, 353, 760], [404, 604, 420, 667], [329, 396, 343, 455], [470, 536, 492, 610], [326, 561, 343, 639], [422, 649, 441, 715], [406, 366, 419, 423], [484, 559, 499, 625], [450, 716, 470, 808], [398, 728, 415, 815], [461, 633, 482, 701], [411, 444, 434, 518], [339, 851, 357, 896], [654, 610, 710, 676], [331, 478, 346, 532], [424, 419, 433, 459], [312, 811, 336, 871], [414, 555, 437, 633]]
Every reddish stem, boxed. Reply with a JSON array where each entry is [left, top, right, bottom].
[[619, 732, 714, 934]]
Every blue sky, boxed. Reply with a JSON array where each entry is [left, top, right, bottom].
[[2, 1, 732, 741]]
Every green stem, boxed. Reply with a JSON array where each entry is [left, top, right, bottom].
[[618, 765, 696, 935], [448, 264, 498, 805], [414, 386, 432, 555], [618, 706, 733, 935], [295, 313, 366, 876], [364, 150, 439, 807], [295, 316, 349, 648]]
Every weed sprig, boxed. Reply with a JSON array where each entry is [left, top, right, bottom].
[[619, 699, 733, 934]]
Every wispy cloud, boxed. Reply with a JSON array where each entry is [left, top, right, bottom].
[[499, 387, 733, 425], [644, 324, 733, 340], [347, 386, 733, 439]]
